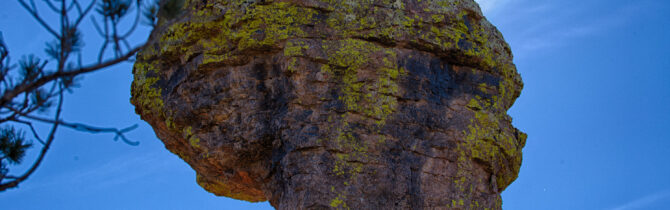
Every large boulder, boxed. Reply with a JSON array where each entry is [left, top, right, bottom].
[[131, 0, 526, 209]]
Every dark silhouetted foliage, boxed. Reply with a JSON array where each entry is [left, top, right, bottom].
[[0, 0, 181, 191]]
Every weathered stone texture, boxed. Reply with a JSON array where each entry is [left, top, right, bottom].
[[131, 0, 526, 209]]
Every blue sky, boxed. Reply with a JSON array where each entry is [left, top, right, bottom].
[[0, 0, 669, 209]]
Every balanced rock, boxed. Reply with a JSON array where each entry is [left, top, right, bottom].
[[131, 0, 526, 209]]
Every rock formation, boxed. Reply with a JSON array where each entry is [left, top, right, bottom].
[[131, 0, 526, 209]]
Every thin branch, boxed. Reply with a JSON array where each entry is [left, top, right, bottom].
[[1, 85, 58, 122], [122, 38, 131, 52], [0, 112, 18, 124], [66, 0, 77, 12], [0, 0, 156, 192], [74, 0, 96, 27], [98, 16, 111, 62], [0, 45, 144, 108], [97, 40, 109, 63], [120, 1, 142, 39], [12, 119, 45, 145], [77, 51, 82, 68], [14, 59, 48, 92], [90, 16, 105, 37], [3, 83, 64, 117], [112, 22, 121, 57], [17, 0, 60, 38], [59, 0, 67, 72], [28, 0, 37, 12], [73, 0, 83, 15], [19, 90, 30, 111], [5, 81, 61, 119], [43, 0, 60, 13], [3, 175, 19, 180], [18, 113, 139, 146], [2, 91, 140, 146], [0, 87, 63, 191]]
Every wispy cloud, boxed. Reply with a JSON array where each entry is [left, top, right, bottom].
[[68, 152, 173, 190], [16, 151, 175, 193], [475, 0, 511, 13], [482, 0, 651, 59], [610, 190, 670, 210]]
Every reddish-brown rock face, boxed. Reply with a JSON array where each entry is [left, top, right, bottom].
[[131, 0, 526, 209]]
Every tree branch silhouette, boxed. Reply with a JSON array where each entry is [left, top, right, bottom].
[[0, 0, 182, 191]]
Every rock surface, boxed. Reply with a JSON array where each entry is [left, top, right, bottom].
[[131, 0, 526, 209]]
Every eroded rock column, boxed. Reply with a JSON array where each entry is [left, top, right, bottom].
[[131, 0, 526, 209]]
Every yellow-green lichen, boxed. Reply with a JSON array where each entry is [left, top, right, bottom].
[[320, 38, 405, 208], [159, 2, 318, 69], [459, 78, 526, 191], [321, 39, 404, 122], [160, 0, 503, 74], [131, 57, 164, 117], [329, 187, 349, 209], [183, 126, 202, 149], [138, 0, 522, 206], [284, 40, 309, 57]]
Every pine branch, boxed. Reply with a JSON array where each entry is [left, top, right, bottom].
[[17, 0, 60, 38], [0, 0, 182, 193], [0, 45, 144, 108], [0, 89, 63, 191]]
